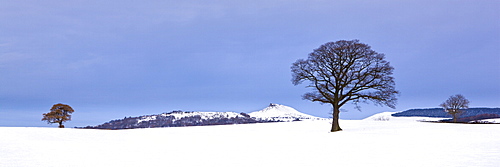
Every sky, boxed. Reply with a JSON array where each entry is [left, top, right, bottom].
[[1, 0, 499, 127]]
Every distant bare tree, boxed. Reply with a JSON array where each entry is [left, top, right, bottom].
[[440, 94, 470, 123], [291, 40, 399, 132], [42, 103, 75, 128]]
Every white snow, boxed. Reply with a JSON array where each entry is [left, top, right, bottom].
[[363, 111, 446, 122], [136, 111, 245, 124], [2, 115, 499, 167], [137, 115, 157, 123], [249, 103, 324, 121], [474, 118, 500, 123], [166, 111, 244, 120]]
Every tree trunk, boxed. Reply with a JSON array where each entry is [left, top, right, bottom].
[[58, 122, 64, 128], [330, 106, 342, 132]]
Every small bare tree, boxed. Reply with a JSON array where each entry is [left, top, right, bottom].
[[291, 40, 399, 132], [440, 94, 470, 123], [42, 103, 75, 128]]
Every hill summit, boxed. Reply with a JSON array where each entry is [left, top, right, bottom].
[[249, 103, 323, 122]]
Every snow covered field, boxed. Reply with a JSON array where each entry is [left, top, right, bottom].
[[1, 115, 499, 167]]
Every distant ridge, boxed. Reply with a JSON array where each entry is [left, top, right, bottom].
[[83, 103, 323, 129], [391, 108, 500, 118], [83, 111, 261, 129]]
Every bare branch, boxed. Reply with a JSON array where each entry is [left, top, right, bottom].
[[291, 40, 399, 132]]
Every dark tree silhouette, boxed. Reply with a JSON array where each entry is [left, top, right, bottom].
[[291, 40, 399, 132], [42, 103, 75, 128], [440, 94, 470, 123]]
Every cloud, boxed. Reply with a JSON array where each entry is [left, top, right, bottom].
[[67, 54, 104, 70], [0, 52, 30, 66]]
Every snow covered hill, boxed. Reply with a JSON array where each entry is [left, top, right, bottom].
[[84, 104, 323, 129], [249, 103, 324, 122], [84, 111, 260, 129], [2, 115, 499, 167]]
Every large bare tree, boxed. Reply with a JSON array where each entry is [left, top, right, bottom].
[[42, 103, 75, 128], [291, 40, 399, 132], [440, 94, 470, 123]]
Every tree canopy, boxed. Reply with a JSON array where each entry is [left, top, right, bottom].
[[291, 39, 398, 132], [440, 94, 470, 123], [42, 103, 75, 128]]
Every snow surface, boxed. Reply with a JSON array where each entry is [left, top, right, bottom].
[[249, 103, 324, 121], [2, 115, 499, 167], [482, 118, 500, 123]]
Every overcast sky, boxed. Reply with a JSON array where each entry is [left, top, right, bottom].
[[1, 0, 499, 127]]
